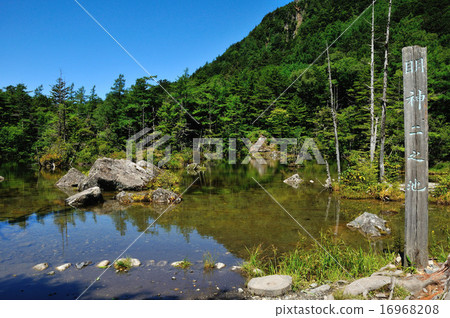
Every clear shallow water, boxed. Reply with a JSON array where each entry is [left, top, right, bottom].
[[0, 162, 448, 299]]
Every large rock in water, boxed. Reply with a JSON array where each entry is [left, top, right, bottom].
[[56, 168, 86, 188], [65, 187, 104, 207], [78, 158, 159, 191], [347, 212, 391, 237], [247, 275, 292, 296]]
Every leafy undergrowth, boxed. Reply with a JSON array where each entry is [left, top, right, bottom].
[[242, 232, 395, 290]]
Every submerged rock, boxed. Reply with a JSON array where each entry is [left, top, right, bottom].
[[65, 187, 103, 207], [75, 261, 92, 269], [32, 263, 49, 271], [47, 271, 55, 276], [152, 188, 181, 204], [247, 275, 292, 297], [156, 260, 168, 267], [55, 263, 71, 272], [78, 158, 159, 191], [56, 168, 86, 188], [283, 174, 303, 188], [347, 212, 391, 237]]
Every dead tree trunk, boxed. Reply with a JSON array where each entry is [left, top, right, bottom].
[[326, 44, 341, 183], [379, 0, 392, 181], [369, 1, 377, 164]]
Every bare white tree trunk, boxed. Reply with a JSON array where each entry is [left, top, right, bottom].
[[369, 1, 377, 164], [326, 44, 341, 183], [379, 0, 392, 181]]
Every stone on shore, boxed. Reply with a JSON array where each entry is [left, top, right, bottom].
[[55, 263, 71, 272], [247, 275, 293, 297], [65, 187, 103, 207], [56, 168, 86, 188], [347, 212, 391, 237], [283, 174, 303, 188], [96, 260, 110, 268], [309, 284, 331, 294], [32, 263, 49, 271], [152, 188, 181, 204], [343, 276, 391, 296], [78, 158, 159, 191]]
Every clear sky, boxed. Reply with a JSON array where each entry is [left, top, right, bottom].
[[0, 0, 292, 97]]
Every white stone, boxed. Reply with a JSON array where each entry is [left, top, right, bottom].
[[56, 263, 71, 272], [96, 260, 110, 268], [247, 275, 292, 297], [215, 262, 226, 269], [238, 288, 244, 293], [171, 261, 183, 267], [310, 180, 314, 183], [130, 258, 141, 267], [231, 266, 242, 271], [32, 263, 48, 271], [156, 260, 168, 267], [310, 283, 318, 288]]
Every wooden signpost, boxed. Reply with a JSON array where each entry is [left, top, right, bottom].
[[402, 46, 428, 267]]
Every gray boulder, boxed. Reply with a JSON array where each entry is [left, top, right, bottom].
[[283, 174, 303, 188], [343, 276, 391, 296], [247, 275, 292, 297], [56, 168, 86, 188], [65, 187, 103, 207], [151, 188, 181, 204], [347, 212, 391, 237], [78, 158, 159, 191]]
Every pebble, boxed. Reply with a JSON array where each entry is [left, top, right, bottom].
[[47, 271, 55, 276], [252, 268, 263, 275], [238, 288, 244, 293], [375, 293, 387, 298], [231, 266, 242, 271], [310, 180, 314, 183], [196, 289, 200, 292], [96, 260, 110, 268], [146, 260, 155, 266], [156, 260, 167, 267], [215, 262, 226, 269], [56, 263, 71, 272], [310, 283, 318, 288], [32, 263, 49, 271], [172, 276, 176, 280]]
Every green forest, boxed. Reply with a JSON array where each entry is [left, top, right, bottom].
[[1, 0, 448, 177]]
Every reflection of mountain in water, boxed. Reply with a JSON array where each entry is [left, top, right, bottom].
[[1, 165, 449, 260]]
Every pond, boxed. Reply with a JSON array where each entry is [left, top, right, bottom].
[[0, 162, 448, 299]]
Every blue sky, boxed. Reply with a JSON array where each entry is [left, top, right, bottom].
[[0, 0, 292, 97]]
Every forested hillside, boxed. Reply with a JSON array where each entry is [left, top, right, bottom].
[[1, 0, 448, 171]]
